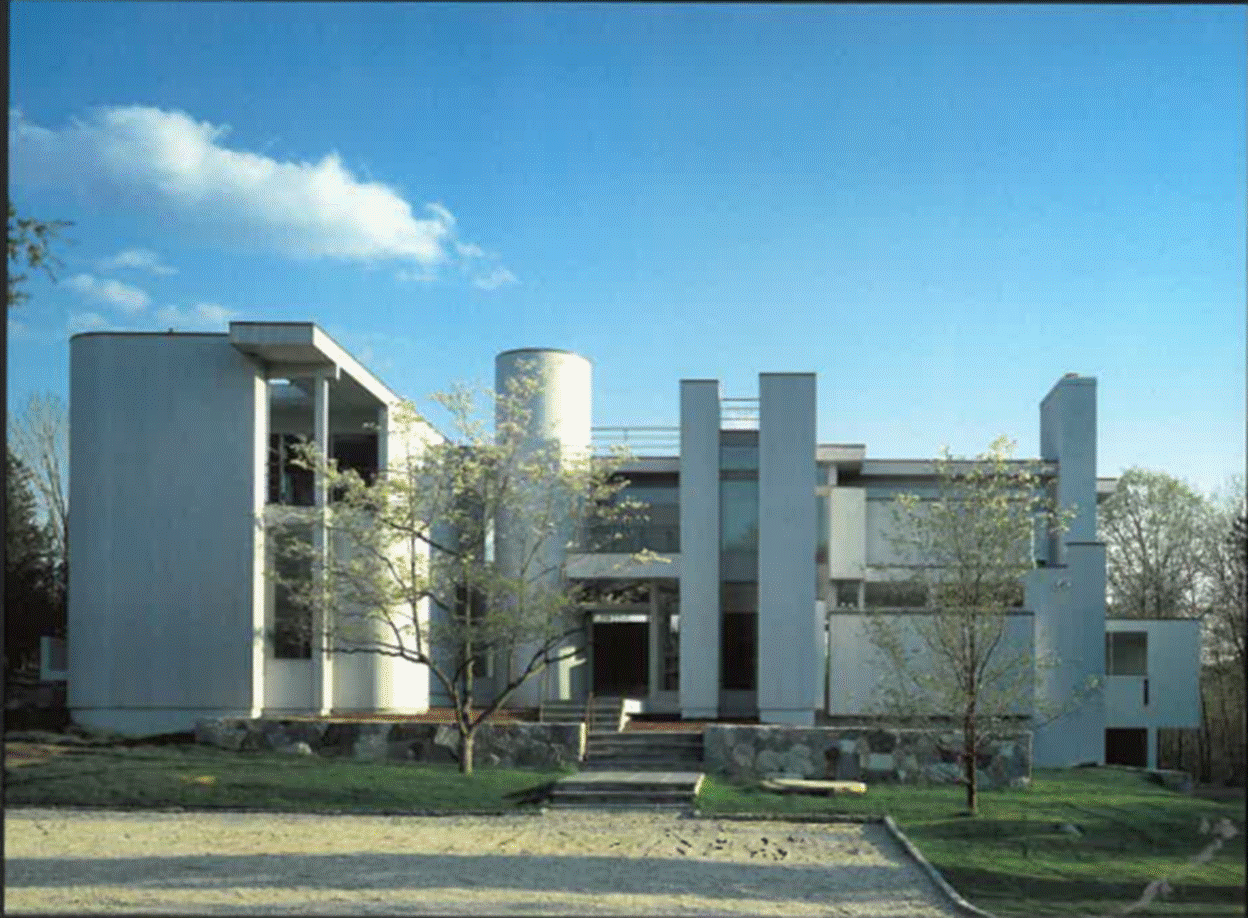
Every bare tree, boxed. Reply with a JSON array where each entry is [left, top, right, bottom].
[[865, 436, 1072, 814], [7, 204, 71, 308], [273, 367, 649, 773], [1100, 467, 1208, 619], [8, 393, 69, 609]]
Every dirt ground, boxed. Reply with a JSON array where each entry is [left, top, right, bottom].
[[6, 807, 960, 916]]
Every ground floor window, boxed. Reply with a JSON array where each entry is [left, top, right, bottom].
[[658, 581, 679, 691], [273, 526, 313, 659]]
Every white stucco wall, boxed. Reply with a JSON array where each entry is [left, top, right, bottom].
[[1105, 618, 1201, 731], [827, 612, 1035, 717], [69, 334, 266, 735]]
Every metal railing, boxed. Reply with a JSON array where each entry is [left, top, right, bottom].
[[591, 426, 680, 456], [721, 397, 759, 429]]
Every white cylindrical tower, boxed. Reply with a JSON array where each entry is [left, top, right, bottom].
[[494, 348, 592, 460], [493, 349, 592, 707]]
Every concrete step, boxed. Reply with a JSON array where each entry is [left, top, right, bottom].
[[582, 758, 703, 771], [547, 790, 693, 808]]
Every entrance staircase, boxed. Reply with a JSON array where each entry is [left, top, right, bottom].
[[542, 699, 706, 808]]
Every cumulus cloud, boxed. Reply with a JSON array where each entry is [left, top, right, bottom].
[[99, 247, 177, 275], [10, 106, 457, 266], [471, 265, 519, 291], [68, 311, 110, 334], [153, 302, 238, 330], [65, 273, 151, 314]]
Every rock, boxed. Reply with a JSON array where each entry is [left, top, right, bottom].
[[1057, 822, 1082, 838], [281, 741, 313, 756], [1009, 775, 1032, 790]]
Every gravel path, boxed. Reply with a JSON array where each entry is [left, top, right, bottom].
[[6, 808, 960, 916]]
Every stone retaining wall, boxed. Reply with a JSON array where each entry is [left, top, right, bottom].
[[195, 718, 585, 770], [704, 725, 1030, 790]]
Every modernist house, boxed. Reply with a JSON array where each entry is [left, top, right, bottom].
[[68, 323, 1200, 769]]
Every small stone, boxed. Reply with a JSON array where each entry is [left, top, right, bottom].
[[1057, 822, 1082, 838]]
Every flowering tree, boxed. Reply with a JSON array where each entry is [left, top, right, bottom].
[[865, 436, 1073, 813], [273, 367, 646, 773]]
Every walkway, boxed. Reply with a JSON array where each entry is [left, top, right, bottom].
[[7, 807, 960, 916]]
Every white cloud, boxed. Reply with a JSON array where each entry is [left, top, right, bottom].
[[10, 106, 458, 265], [152, 302, 238, 330], [68, 311, 110, 334], [471, 266, 519, 291], [99, 247, 177, 275], [395, 267, 437, 284], [65, 273, 151, 314]]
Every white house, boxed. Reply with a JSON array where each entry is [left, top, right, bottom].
[[67, 323, 1201, 769]]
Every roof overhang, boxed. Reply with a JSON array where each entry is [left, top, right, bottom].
[[230, 322, 399, 407]]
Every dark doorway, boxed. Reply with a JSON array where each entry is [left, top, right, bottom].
[[592, 622, 649, 696], [1106, 728, 1148, 767]]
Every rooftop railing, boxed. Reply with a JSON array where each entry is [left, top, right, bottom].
[[592, 426, 680, 456]]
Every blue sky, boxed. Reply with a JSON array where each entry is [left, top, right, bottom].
[[8, 3, 1245, 494]]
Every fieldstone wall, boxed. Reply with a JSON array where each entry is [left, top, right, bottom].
[[195, 718, 585, 770], [704, 725, 1030, 790]]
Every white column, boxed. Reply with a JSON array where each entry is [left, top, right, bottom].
[[679, 379, 721, 720], [757, 373, 818, 725], [312, 372, 333, 715]]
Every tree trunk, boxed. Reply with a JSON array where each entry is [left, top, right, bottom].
[[964, 718, 978, 815], [460, 730, 474, 775]]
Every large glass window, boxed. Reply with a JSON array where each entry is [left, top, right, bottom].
[[273, 526, 313, 659], [721, 582, 757, 690], [268, 434, 315, 506], [331, 433, 379, 485], [658, 581, 680, 691], [720, 479, 759, 554], [864, 580, 928, 609]]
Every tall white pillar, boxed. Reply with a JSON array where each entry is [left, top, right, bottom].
[[679, 379, 721, 720], [757, 373, 818, 725], [312, 372, 333, 716]]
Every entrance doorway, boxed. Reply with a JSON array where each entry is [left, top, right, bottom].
[[592, 621, 649, 697], [1106, 728, 1148, 767]]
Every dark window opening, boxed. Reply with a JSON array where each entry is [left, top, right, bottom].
[[1105, 728, 1148, 767], [273, 527, 312, 659], [721, 612, 757, 690], [268, 434, 315, 506], [331, 433, 379, 486]]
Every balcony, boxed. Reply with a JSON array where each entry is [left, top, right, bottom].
[[574, 521, 681, 554]]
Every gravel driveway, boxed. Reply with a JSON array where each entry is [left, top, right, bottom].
[[6, 808, 960, 916]]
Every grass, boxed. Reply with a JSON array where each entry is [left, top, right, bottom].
[[4, 734, 567, 812], [698, 767, 1245, 917], [8, 734, 1243, 916]]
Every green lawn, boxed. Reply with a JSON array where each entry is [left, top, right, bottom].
[[8, 735, 1243, 917], [5, 735, 567, 812], [699, 768, 1245, 917]]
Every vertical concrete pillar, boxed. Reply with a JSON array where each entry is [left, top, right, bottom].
[[312, 372, 333, 715], [1039, 375, 1098, 558], [249, 373, 269, 717], [1034, 374, 1105, 766], [757, 373, 818, 725], [679, 380, 721, 720]]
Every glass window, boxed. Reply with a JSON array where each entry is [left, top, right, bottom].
[[331, 433, 379, 486], [816, 495, 829, 563], [720, 479, 759, 554], [1106, 631, 1148, 676], [721, 613, 757, 690], [720, 445, 759, 471], [833, 580, 861, 609], [864, 580, 928, 609], [658, 581, 680, 691], [268, 434, 315, 506], [273, 526, 312, 659]]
